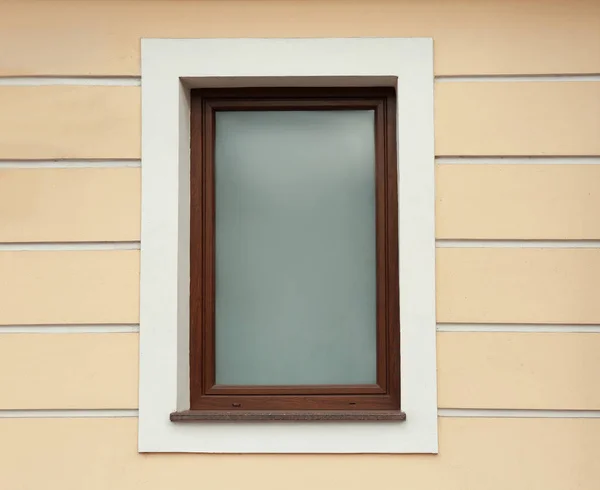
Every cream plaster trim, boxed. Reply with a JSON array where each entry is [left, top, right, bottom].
[[139, 38, 436, 453]]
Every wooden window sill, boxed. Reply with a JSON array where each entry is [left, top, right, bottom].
[[170, 410, 406, 422]]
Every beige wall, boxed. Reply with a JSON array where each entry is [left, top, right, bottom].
[[0, 0, 599, 488]]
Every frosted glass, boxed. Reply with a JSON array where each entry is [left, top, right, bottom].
[[214, 110, 377, 386]]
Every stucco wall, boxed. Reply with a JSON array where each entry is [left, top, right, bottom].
[[0, 0, 599, 488]]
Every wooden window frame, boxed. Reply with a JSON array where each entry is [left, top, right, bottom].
[[172, 87, 403, 422]]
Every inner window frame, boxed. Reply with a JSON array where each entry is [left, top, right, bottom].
[[181, 87, 402, 421]]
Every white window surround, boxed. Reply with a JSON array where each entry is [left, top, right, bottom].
[[139, 37, 436, 453]]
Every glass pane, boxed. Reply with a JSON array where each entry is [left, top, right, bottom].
[[214, 110, 377, 386]]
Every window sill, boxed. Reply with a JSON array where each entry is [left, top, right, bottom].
[[170, 410, 407, 422]]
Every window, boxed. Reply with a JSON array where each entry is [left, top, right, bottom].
[[171, 87, 401, 421], [139, 37, 436, 453]]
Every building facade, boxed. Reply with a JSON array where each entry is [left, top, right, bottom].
[[0, 0, 599, 488]]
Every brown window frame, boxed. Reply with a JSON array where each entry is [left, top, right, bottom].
[[171, 87, 403, 422]]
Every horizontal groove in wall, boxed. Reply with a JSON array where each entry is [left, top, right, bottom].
[[5, 324, 597, 334], [1, 76, 599, 86], [2, 324, 596, 334], [0, 240, 597, 253], [0, 77, 140, 86], [436, 240, 600, 248], [0, 242, 140, 251], [0, 159, 141, 168], [0, 156, 596, 168], [1, 157, 596, 168], [436, 74, 600, 82], [0, 325, 139, 334], [437, 324, 600, 333], [436, 156, 600, 164], [438, 409, 600, 418], [2, 158, 597, 168], [0, 409, 139, 418], [1, 409, 598, 419]]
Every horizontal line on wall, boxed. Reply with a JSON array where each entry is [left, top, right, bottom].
[[1, 157, 597, 168], [437, 323, 600, 333], [0, 408, 598, 419], [436, 74, 600, 82], [4, 324, 597, 335], [439, 409, 600, 418], [436, 240, 600, 248], [0, 409, 139, 418], [0, 77, 141, 86], [3, 324, 597, 335], [0, 325, 139, 334], [436, 156, 600, 165], [0, 242, 140, 251], [0, 74, 597, 87], [1, 240, 596, 253], [0, 159, 141, 168], [1, 324, 596, 335]]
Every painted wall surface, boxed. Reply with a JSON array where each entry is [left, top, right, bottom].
[[0, 0, 599, 488]]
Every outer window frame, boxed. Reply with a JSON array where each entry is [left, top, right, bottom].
[[177, 87, 401, 420], [139, 37, 436, 453]]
